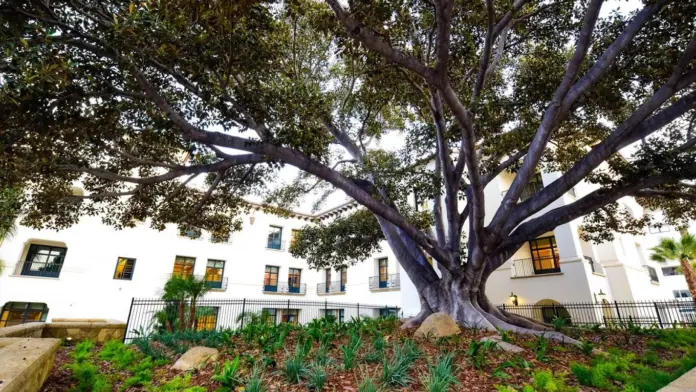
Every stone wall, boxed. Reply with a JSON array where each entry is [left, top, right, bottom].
[[0, 323, 45, 339], [0, 337, 60, 392], [41, 319, 126, 344]]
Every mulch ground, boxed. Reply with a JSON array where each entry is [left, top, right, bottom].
[[39, 327, 682, 391]]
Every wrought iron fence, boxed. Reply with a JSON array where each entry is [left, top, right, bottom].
[[498, 299, 696, 328], [124, 298, 400, 342]]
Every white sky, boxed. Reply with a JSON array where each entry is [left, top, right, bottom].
[[235, 0, 646, 214]]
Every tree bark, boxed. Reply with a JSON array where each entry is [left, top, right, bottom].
[[680, 258, 696, 299]]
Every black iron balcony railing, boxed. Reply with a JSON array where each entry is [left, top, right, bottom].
[[501, 181, 545, 202], [14, 260, 63, 278], [511, 257, 561, 277], [369, 274, 400, 290], [166, 273, 229, 290], [317, 280, 346, 295], [263, 281, 306, 295]]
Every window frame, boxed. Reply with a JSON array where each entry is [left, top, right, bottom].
[[172, 256, 196, 278], [282, 309, 299, 325], [662, 266, 682, 276], [264, 265, 280, 292], [195, 307, 219, 331], [0, 302, 49, 327], [528, 236, 561, 274], [674, 290, 691, 299], [262, 308, 277, 325], [205, 259, 225, 289], [22, 244, 67, 278], [340, 266, 347, 292], [288, 268, 302, 293], [267, 226, 283, 249], [113, 257, 136, 280], [378, 258, 389, 288]]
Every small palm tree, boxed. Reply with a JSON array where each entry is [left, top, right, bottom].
[[650, 234, 696, 298], [184, 277, 212, 329]]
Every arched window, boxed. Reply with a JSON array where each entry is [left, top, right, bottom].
[[0, 302, 49, 327]]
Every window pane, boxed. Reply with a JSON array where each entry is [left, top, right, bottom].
[[173, 256, 195, 277], [114, 258, 135, 280]]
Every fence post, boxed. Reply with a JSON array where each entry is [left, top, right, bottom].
[[357, 303, 360, 319], [614, 301, 622, 324], [502, 303, 506, 312], [324, 299, 328, 318], [123, 298, 135, 343], [552, 303, 558, 318], [240, 298, 246, 329], [287, 299, 291, 322], [654, 302, 664, 329]]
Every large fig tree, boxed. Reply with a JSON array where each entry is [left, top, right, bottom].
[[2, 0, 696, 338]]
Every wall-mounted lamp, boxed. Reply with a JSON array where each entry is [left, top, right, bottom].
[[509, 292, 519, 306], [594, 289, 607, 304]]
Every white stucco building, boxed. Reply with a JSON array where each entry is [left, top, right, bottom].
[[484, 169, 694, 319], [0, 201, 421, 328], [1, 171, 693, 329]]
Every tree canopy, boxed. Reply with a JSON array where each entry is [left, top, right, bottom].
[[2, 0, 696, 331]]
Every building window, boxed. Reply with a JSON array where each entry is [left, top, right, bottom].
[[195, 307, 218, 331], [324, 268, 331, 293], [205, 260, 225, 289], [267, 226, 283, 250], [647, 266, 659, 283], [674, 290, 691, 299], [529, 236, 561, 274], [340, 266, 347, 292], [262, 308, 277, 325], [649, 225, 670, 234], [290, 229, 300, 247], [520, 172, 544, 201], [663, 267, 682, 276], [264, 266, 279, 292], [282, 309, 299, 325], [288, 268, 302, 294], [379, 307, 399, 317], [378, 258, 389, 288], [0, 302, 49, 327], [113, 257, 136, 280], [326, 309, 344, 323], [21, 244, 67, 278], [172, 256, 195, 278]]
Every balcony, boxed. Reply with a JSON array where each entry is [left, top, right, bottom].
[[166, 274, 229, 291], [369, 274, 400, 290], [266, 240, 287, 251], [317, 280, 346, 295], [500, 179, 544, 202], [13, 261, 63, 278], [511, 257, 561, 278], [263, 281, 306, 295]]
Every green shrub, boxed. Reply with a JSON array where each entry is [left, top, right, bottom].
[[342, 330, 362, 370], [306, 365, 328, 391], [380, 342, 417, 387], [551, 317, 568, 332], [65, 361, 112, 392], [245, 365, 267, 392], [283, 344, 309, 384], [578, 339, 594, 356], [531, 370, 575, 392], [466, 339, 497, 369], [98, 340, 139, 370], [421, 353, 459, 392], [149, 374, 206, 392], [123, 357, 157, 389], [532, 335, 549, 362], [70, 340, 95, 364], [358, 375, 383, 392], [211, 356, 244, 390], [132, 336, 169, 361], [626, 365, 673, 392]]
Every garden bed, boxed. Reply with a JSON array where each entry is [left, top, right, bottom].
[[39, 317, 696, 391]]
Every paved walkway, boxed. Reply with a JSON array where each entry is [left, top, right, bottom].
[[661, 368, 696, 391]]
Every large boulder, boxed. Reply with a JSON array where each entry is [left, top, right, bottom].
[[171, 346, 219, 371], [415, 312, 461, 338]]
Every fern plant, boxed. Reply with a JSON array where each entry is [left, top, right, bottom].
[[211, 356, 244, 390]]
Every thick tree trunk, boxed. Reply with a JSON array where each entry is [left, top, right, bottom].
[[680, 258, 696, 299]]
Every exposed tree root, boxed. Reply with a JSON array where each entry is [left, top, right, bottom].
[[479, 310, 581, 345], [402, 296, 434, 329]]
